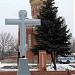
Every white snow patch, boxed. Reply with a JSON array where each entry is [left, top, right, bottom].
[[46, 64, 75, 71], [0, 62, 75, 71]]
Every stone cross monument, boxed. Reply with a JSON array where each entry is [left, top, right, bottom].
[[5, 10, 41, 75], [5, 10, 41, 57]]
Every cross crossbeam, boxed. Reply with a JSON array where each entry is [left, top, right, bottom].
[[5, 19, 41, 25]]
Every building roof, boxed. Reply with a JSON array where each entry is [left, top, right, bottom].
[[30, 0, 47, 4]]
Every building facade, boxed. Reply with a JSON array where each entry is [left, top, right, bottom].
[[18, 0, 51, 63]]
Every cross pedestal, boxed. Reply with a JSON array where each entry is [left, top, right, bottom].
[[17, 58, 30, 75], [5, 10, 41, 75], [39, 50, 46, 71]]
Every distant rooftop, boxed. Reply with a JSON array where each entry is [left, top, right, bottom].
[[30, 0, 47, 4]]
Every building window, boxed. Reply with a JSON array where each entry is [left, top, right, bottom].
[[28, 34, 31, 49], [34, 5, 37, 15]]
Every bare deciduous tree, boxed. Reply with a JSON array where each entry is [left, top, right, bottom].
[[0, 32, 17, 60]]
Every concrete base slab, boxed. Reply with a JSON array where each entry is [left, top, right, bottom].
[[17, 58, 30, 75]]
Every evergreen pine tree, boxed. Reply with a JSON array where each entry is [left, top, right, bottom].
[[30, 0, 71, 70]]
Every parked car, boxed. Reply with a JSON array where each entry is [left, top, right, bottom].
[[57, 57, 75, 64]]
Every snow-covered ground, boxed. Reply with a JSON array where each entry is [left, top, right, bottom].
[[0, 62, 17, 71], [46, 64, 75, 71], [0, 62, 38, 71], [0, 62, 75, 71], [0, 63, 17, 68]]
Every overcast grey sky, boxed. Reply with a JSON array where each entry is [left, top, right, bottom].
[[0, 0, 74, 38]]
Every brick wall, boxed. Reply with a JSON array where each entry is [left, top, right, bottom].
[[39, 51, 46, 71], [0, 71, 17, 75], [31, 71, 67, 75], [0, 71, 75, 75]]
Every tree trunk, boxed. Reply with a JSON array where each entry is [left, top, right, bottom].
[[51, 51, 56, 70], [56, 52, 58, 62], [17, 51, 20, 67], [51, 51, 53, 63], [38, 54, 39, 64], [53, 51, 56, 70]]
